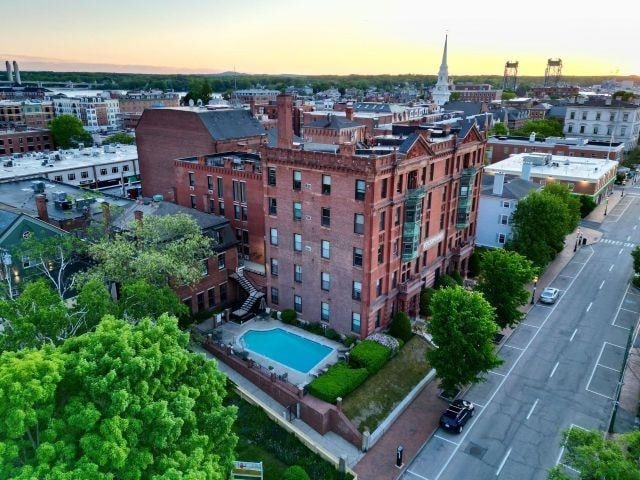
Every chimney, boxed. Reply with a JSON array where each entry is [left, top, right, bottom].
[[35, 194, 49, 223], [5, 61, 12, 83], [12, 61, 20, 85], [521, 161, 532, 181], [276, 94, 293, 149], [492, 173, 505, 195], [340, 142, 356, 156], [249, 98, 256, 115], [134, 210, 143, 224], [345, 106, 354, 121]]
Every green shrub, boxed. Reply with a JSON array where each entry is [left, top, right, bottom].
[[349, 340, 392, 374], [633, 274, 640, 289], [307, 362, 369, 403], [343, 335, 358, 348], [325, 328, 342, 342], [434, 274, 458, 289], [387, 311, 412, 342], [283, 466, 311, 480], [271, 310, 278, 319], [579, 195, 597, 218], [281, 309, 298, 325], [300, 322, 324, 335], [419, 288, 436, 316], [450, 270, 464, 285]]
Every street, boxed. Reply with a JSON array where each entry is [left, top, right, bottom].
[[402, 193, 640, 480]]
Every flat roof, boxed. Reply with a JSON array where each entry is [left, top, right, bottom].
[[488, 136, 625, 151], [485, 152, 618, 182], [0, 144, 138, 182]]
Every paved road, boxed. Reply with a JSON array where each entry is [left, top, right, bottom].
[[402, 194, 640, 480]]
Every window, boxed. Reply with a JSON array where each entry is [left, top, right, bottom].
[[294, 264, 302, 283], [241, 206, 247, 221], [322, 175, 331, 195], [268, 167, 276, 186], [392, 271, 398, 289], [268, 197, 277, 215], [579, 125, 585, 134], [189, 172, 195, 187], [270, 258, 278, 276], [351, 312, 361, 333], [197, 292, 205, 311], [217, 253, 226, 270], [569, 111, 575, 120], [376, 278, 382, 297], [111, 166, 119, 174], [379, 211, 386, 231], [498, 233, 506, 244], [270, 228, 278, 245], [393, 239, 399, 256], [596, 112, 601, 121], [271, 287, 279, 304], [233, 204, 241, 220], [355, 179, 366, 200], [67, 173, 76, 180], [427, 192, 432, 209], [607, 126, 613, 135], [381, 178, 388, 198], [581, 112, 587, 120], [219, 201, 225, 215], [240, 181, 246, 203], [377, 244, 384, 264], [321, 302, 330, 322], [353, 247, 363, 267], [207, 175, 213, 190], [123, 165, 129, 172], [321, 240, 330, 259], [321, 207, 330, 227], [502, 201, 511, 208], [593, 126, 599, 135], [621, 126, 627, 136], [321, 272, 330, 291], [207, 288, 216, 308], [293, 202, 302, 221], [219, 283, 228, 303], [500, 214, 509, 225], [396, 175, 403, 193], [395, 207, 401, 226], [190, 195, 197, 208], [429, 163, 435, 181], [352, 281, 362, 300], [354, 213, 364, 234], [293, 170, 302, 190], [294, 295, 302, 313], [54, 175, 62, 182], [81, 171, 89, 179], [623, 113, 629, 122], [293, 233, 302, 252], [100, 168, 107, 175]]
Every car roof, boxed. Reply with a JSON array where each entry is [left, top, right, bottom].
[[542, 287, 558, 293]]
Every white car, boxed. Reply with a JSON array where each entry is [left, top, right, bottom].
[[539, 287, 559, 304]]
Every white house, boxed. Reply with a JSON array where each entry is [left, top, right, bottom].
[[476, 172, 539, 248]]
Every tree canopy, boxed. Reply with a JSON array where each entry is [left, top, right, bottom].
[[512, 119, 564, 138], [103, 132, 135, 145], [477, 249, 537, 329], [427, 286, 503, 394], [182, 78, 213, 105], [48, 114, 93, 149], [491, 123, 509, 136], [0, 314, 237, 479]]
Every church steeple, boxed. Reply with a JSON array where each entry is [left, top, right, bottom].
[[432, 34, 451, 108]]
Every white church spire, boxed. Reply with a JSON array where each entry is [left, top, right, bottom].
[[432, 34, 451, 107]]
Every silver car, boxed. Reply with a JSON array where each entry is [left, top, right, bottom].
[[539, 287, 559, 304]]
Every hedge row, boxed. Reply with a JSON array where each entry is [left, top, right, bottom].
[[349, 340, 392, 375], [307, 362, 369, 403]]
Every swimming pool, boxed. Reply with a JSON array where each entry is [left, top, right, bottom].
[[240, 328, 333, 373]]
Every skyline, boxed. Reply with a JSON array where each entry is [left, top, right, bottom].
[[3, 0, 639, 76]]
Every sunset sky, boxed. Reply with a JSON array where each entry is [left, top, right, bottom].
[[4, 0, 638, 76]]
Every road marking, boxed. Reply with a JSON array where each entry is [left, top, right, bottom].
[[586, 343, 607, 390], [550, 362, 559, 378], [611, 284, 632, 326], [597, 364, 620, 373], [634, 225, 638, 230], [586, 302, 593, 312], [586, 387, 615, 400], [619, 248, 624, 255], [628, 235, 632, 241], [609, 264, 615, 272], [606, 341, 626, 350], [433, 434, 460, 446], [489, 370, 506, 377], [570, 329, 578, 342], [526, 398, 539, 420], [503, 344, 524, 351], [406, 470, 430, 480], [496, 448, 512, 476], [621, 307, 640, 314], [558, 274, 575, 279], [431, 246, 595, 480], [520, 322, 540, 328], [599, 280, 605, 290], [473, 402, 486, 408]]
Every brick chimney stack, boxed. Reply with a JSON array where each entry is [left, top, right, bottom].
[[277, 94, 293, 149], [35, 194, 49, 223], [345, 106, 354, 121]]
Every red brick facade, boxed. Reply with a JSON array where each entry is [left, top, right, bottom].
[[0, 128, 53, 156]]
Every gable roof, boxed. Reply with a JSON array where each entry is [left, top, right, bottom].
[[398, 132, 420, 154], [306, 114, 363, 130], [443, 101, 486, 117], [196, 109, 266, 141], [481, 176, 539, 200]]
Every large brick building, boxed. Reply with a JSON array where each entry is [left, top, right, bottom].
[[0, 127, 53, 156], [450, 83, 501, 103], [136, 107, 267, 200], [0, 100, 55, 128]]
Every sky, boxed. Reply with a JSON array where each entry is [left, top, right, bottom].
[[3, 0, 639, 76]]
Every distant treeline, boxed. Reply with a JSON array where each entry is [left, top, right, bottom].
[[19, 71, 639, 95]]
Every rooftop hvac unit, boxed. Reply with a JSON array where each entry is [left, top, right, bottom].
[[3, 160, 13, 167], [52, 191, 68, 202], [31, 181, 45, 193]]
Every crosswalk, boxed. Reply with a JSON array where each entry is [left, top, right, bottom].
[[598, 238, 636, 248]]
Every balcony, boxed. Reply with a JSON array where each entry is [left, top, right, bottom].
[[401, 187, 425, 262], [397, 275, 422, 299], [455, 168, 477, 229]]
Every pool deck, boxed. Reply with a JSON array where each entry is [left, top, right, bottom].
[[209, 317, 343, 387]]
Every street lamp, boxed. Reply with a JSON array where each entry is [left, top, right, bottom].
[[574, 228, 582, 252], [531, 275, 539, 305], [604, 198, 609, 216]]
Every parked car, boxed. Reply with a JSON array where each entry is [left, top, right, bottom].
[[539, 287, 560, 304], [439, 399, 475, 433]]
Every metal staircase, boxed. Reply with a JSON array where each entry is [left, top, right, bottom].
[[230, 268, 264, 320]]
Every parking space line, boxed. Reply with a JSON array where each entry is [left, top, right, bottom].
[[503, 344, 524, 351], [570, 329, 578, 342], [620, 307, 640, 314], [596, 364, 620, 373], [558, 274, 575, 279], [526, 398, 539, 420], [473, 402, 486, 408], [600, 280, 605, 290], [489, 370, 506, 377], [605, 341, 626, 350], [586, 302, 593, 312], [586, 343, 607, 391], [433, 435, 460, 446], [406, 470, 430, 480], [609, 264, 615, 272], [496, 448, 512, 476], [571, 262, 586, 265], [587, 386, 615, 400], [611, 285, 632, 326], [550, 362, 560, 378], [619, 248, 624, 255]]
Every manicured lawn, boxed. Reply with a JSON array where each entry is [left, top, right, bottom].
[[342, 335, 432, 433]]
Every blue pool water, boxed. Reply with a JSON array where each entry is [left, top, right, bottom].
[[241, 328, 333, 373]]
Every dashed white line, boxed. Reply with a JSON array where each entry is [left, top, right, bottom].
[[627, 235, 632, 241], [570, 329, 578, 342], [609, 264, 615, 272], [599, 280, 605, 290], [526, 398, 539, 420], [520, 322, 540, 329], [619, 248, 624, 255], [433, 435, 460, 446], [634, 225, 638, 230], [550, 362, 560, 378], [496, 448, 512, 476], [503, 344, 525, 351], [586, 302, 593, 312]]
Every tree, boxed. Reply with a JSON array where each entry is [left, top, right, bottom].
[[388, 311, 412, 342], [117, 279, 188, 322], [631, 246, 640, 274], [542, 183, 580, 232], [183, 78, 213, 105], [509, 191, 574, 267], [449, 92, 461, 101], [579, 195, 597, 218], [0, 314, 237, 479], [419, 287, 436, 316], [427, 286, 502, 394], [48, 114, 93, 149], [283, 465, 311, 480], [102, 132, 135, 145], [477, 249, 537, 329], [490, 122, 509, 136], [547, 429, 640, 480], [512, 119, 564, 138], [502, 91, 517, 100], [85, 213, 213, 288]]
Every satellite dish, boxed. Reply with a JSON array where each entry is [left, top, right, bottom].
[[188, 99, 195, 107]]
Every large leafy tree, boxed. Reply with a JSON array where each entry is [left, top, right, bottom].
[[0, 314, 237, 479], [103, 132, 135, 145], [86, 213, 213, 288], [48, 114, 93, 149], [118, 279, 188, 322], [512, 119, 564, 138], [477, 249, 537, 329], [547, 429, 640, 480], [542, 183, 580, 232], [182, 78, 213, 105], [427, 286, 503, 394]]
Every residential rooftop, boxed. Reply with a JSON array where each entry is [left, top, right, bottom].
[[480, 175, 539, 200], [488, 135, 625, 152]]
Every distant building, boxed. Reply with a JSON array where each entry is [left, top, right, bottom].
[[0, 100, 55, 128], [301, 110, 366, 145], [51, 95, 120, 131], [431, 35, 451, 107], [485, 152, 618, 203], [487, 134, 625, 163], [0, 127, 53, 157], [450, 83, 501, 103], [563, 97, 640, 151], [110, 90, 181, 129], [530, 85, 580, 100], [0, 86, 49, 100], [234, 89, 280, 104], [476, 174, 539, 248]]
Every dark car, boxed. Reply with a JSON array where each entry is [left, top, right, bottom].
[[439, 399, 475, 433]]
